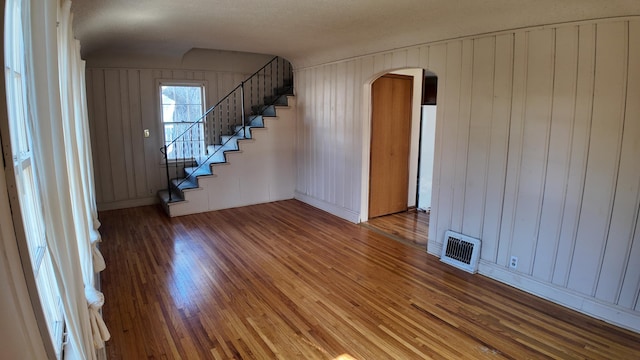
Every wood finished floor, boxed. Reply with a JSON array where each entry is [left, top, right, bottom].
[[98, 200, 640, 359], [362, 210, 429, 247]]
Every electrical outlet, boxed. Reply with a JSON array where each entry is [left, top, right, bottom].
[[509, 256, 518, 269]]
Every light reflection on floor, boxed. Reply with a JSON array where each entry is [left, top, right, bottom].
[[333, 354, 358, 360], [167, 237, 203, 311]]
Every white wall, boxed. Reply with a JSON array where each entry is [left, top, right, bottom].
[[167, 102, 297, 216], [418, 105, 436, 210], [85, 50, 275, 210], [294, 17, 640, 332]]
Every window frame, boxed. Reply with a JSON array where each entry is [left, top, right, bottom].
[[3, 0, 65, 358], [157, 80, 207, 163]]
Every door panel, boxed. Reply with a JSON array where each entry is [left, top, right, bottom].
[[369, 74, 413, 218]]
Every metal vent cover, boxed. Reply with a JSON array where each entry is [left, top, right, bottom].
[[440, 231, 481, 274]]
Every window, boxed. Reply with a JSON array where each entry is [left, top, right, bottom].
[[4, 0, 65, 358], [160, 83, 206, 160]]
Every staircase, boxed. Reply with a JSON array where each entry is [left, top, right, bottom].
[[158, 57, 295, 217]]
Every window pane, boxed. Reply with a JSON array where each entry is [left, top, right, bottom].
[[36, 254, 65, 358], [173, 104, 188, 122], [161, 102, 175, 123], [161, 86, 175, 103], [16, 162, 47, 267], [5, 70, 23, 157], [4, 0, 65, 357], [186, 87, 201, 104], [173, 86, 188, 102], [160, 84, 205, 160], [188, 105, 203, 122]]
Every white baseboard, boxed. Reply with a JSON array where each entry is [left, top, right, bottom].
[[478, 260, 640, 333], [97, 197, 157, 211], [427, 240, 639, 333], [427, 240, 442, 256], [294, 191, 360, 223]]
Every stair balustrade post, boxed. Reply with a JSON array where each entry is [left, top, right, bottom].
[[163, 144, 172, 201], [240, 81, 246, 138]]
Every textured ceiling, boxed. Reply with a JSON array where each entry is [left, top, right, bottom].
[[71, 0, 640, 66]]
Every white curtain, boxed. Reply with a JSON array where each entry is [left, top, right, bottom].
[[57, 0, 109, 351], [21, 0, 109, 358]]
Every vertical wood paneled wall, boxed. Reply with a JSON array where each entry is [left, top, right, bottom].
[[86, 58, 269, 210], [294, 18, 640, 330]]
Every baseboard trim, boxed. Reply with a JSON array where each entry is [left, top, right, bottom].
[[294, 191, 360, 223], [427, 240, 442, 256], [478, 260, 640, 333], [97, 197, 157, 211], [427, 242, 639, 333]]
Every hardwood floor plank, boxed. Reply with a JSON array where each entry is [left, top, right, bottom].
[[363, 210, 429, 246], [98, 200, 640, 359]]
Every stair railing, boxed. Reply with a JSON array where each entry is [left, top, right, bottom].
[[161, 56, 293, 200]]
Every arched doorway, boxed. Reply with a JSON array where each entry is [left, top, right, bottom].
[[361, 68, 438, 247]]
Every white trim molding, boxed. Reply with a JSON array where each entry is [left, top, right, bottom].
[[295, 191, 361, 223], [478, 260, 640, 333]]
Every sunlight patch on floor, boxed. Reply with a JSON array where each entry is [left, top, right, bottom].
[[333, 354, 358, 360]]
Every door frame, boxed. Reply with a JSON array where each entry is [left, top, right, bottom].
[[360, 68, 424, 222]]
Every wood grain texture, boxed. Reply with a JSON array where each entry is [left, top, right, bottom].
[[369, 74, 412, 218], [363, 210, 429, 247], [99, 200, 640, 359]]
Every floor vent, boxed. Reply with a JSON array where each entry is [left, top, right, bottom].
[[440, 231, 481, 274]]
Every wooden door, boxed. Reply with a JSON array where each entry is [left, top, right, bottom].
[[369, 74, 413, 218]]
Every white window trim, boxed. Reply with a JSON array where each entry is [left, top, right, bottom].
[[3, 0, 65, 357], [156, 79, 208, 164]]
